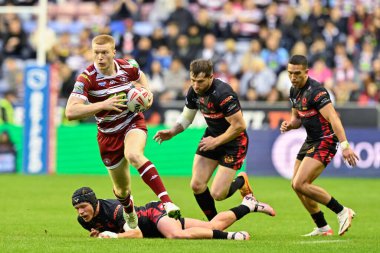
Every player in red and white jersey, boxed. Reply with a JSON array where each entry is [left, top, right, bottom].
[[66, 35, 181, 230]]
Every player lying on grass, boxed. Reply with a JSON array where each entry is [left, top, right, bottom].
[[72, 187, 275, 240]]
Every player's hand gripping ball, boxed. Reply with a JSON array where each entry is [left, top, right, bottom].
[[127, 87, 152, 112]]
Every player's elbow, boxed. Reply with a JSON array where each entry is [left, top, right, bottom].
[[235, 121, 246, 133], [65, 108, 78, 121]]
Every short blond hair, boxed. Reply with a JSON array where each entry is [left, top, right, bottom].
[[92, 34, 115, 49]]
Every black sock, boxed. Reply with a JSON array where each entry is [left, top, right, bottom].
[[225, 176, 245, 198], [230, 205, 250, 220], [212, 230, 228, 239], [311, 211, 328, 228], [194, 188, 217, 221], [326, 197, 344, 214]]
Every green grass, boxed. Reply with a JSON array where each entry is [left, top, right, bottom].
[[0, 175, 379, 253]]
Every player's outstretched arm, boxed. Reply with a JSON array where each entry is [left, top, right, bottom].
[[153, 124, 184, 144], [154, 106, 197, 144], [98, 228, 143, 239]]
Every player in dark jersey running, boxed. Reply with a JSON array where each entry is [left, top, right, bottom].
[[280, 55, 359, 237], [154, 59, 275, 220], [65, 35, 181, 229], [71, 186, 275, 240]]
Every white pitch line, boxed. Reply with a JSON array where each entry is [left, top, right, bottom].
[[298, 240, 349, 244]]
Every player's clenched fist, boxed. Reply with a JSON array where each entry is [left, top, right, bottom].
[[280, 121, 291, 133]]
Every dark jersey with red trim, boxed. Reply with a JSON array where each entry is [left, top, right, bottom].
[[185, 78, 245, 137], [289, 77, 335, 141], [70, 58, 142, 134], [77, 199, 164, 238]]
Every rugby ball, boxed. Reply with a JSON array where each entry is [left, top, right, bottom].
[[127, 87, 152, 112]]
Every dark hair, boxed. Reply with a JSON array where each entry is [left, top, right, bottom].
[[289, 55, 308, 68], [72, 187, 98, 211], [190, 59, 213, 77]]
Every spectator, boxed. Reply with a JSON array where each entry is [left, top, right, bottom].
[[0, 130, 16, 173], [165, 0, 195, 34], [173, 34, 198, 69], [110, 0, 139, 21], [357, 79, 380, 106], [236, 0, 264, 38], [278, 5, 302, 52], [149, 26, 167, 50], [0, 90, 17, 124], [131, 37, 154, 75], [240, 39, 262, 73], [240, 57, 276, 101], [160, 58, 188, 102], [194, 7, 216, 37], [197, 33, 222, 66], [308, 58, 333, 84], [261, 32, 289, 75], [1, 16, 31, 59], [215, 1, 239, 39], [214, 61, 239, 94], [153, 45, 172, 71], [187, 24, 203, 53], [220, 38, 242, 76]]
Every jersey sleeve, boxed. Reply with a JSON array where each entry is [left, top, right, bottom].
[[126, 59, 141, 82], [70, 73, 91, 102], [185, 88, 198, 110], [311, 87, 331, 110], [218, 91, 241, 117]]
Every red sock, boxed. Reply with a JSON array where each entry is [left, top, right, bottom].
[[138, 161, 172, 203], [113, 189, 134, 213]]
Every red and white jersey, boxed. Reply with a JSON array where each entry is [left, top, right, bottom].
[[70, 58, 141, 134]]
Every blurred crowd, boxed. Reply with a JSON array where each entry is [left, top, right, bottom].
[[0, 0, 380, 124]]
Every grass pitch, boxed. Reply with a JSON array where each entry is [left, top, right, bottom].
[[0, 175, 379, 253]]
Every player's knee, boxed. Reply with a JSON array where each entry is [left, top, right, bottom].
[[210, 190, 226, 201], [292, 180, 305, 193], [113, 186, 129, 198], [124, 151, 142, 166], [190, 180, 207, 194]]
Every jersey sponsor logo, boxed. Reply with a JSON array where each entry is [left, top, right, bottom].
[[220, 95, 233, 106], [98, 81, 107, 87], [73, 82, 85, 94], [227, 103, 237, 112], [314, 91, 327, 102], [320, 97, 330, 105], [297, 108, 318, 118], [203, 112, 224, 119]]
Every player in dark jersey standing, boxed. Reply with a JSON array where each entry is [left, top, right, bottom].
[[71, 186, 273, 240], [280, 55, 359, 236], [65, 35, 181, 229], [154, 59, 275, 220]]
